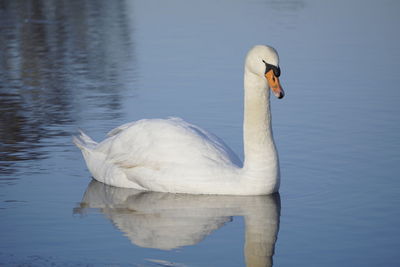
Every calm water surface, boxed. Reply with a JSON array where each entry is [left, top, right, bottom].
[[1, 0, 400, 266]]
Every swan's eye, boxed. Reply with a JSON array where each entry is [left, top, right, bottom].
[[262, 60, 280, 77]]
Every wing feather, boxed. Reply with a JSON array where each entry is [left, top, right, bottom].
[[97, 118, 241, 175]]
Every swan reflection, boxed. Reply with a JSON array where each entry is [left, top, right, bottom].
[[75, 180, 280, 266]]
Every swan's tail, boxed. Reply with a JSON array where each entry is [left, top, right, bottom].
[[73, 130, 98, 151]]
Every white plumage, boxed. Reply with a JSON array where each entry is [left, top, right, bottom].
[[74, 45, 285, 195]]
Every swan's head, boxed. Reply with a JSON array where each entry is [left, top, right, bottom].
[[245, 45, 284, 99]]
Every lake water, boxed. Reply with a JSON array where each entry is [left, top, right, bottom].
[[1, 0, 400, 266]]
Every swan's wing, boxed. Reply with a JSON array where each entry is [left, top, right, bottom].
[[96, 117, 241, 172], [173, 117, 242, 166]]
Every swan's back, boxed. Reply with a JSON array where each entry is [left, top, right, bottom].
[[99, 117, 241, 169]]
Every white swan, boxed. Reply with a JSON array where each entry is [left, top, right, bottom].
[[73, 45, 285, 195]]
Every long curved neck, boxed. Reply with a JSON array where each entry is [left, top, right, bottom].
[[242, 68, 279, 191]]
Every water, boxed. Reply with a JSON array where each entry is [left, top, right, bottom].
[[1, 0, 400, 266]]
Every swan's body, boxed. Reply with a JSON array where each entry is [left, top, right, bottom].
[[74, 45, 285, 195]]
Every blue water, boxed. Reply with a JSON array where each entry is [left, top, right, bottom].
[[1, 0, 400, 266]]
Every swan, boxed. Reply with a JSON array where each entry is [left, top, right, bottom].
[[73, 45, 285, 195]]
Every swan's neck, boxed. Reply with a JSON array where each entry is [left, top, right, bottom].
[[242, 69, 279, 191]]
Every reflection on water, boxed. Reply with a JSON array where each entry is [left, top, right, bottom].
[[75, 180, 281, 267], [0, 0, 399, 265], [0, 0, 135, 175]]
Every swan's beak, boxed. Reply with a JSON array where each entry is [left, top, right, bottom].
[[265, 70, 284, 99]]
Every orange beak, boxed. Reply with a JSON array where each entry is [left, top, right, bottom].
[[265, 69, 284, 99]]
